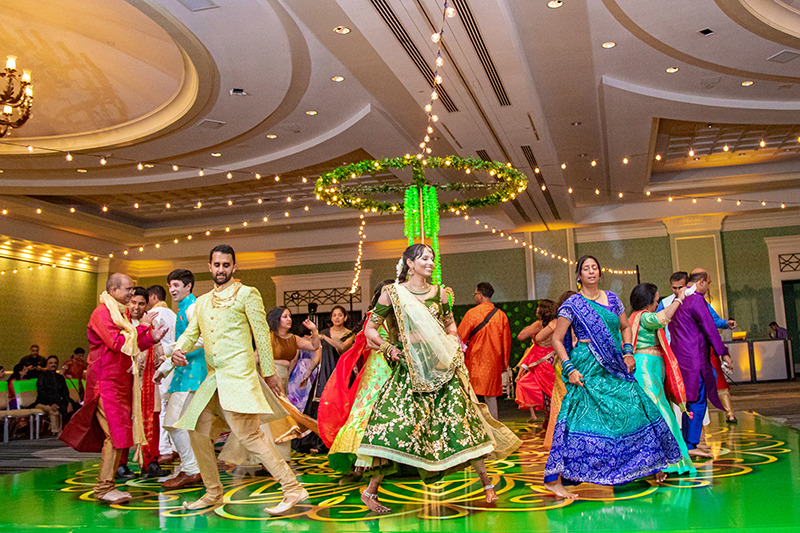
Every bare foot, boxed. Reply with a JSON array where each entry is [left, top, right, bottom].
[[484, 485, 498, 503], [361, 490, 390, 513], [688, 448, 713, 458], [654, 471, 667, 483], [544, 480, 578, 499], [697, 443, 711, 451]]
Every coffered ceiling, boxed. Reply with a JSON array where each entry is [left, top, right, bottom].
[[1, 0, 799, 260]]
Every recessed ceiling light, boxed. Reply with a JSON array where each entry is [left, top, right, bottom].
[[266, 134, 277, 139], [742, 80, 754, 86], [334, 26, 351, 34], [306, 110, 317, 115], [77, 169, 88, 173], [331, 76, 345, 82], [602, 42, 616, 49], [547, 0, 563, 8], [571, 121, 581, 126], [211, 152, 222, 157], [666, 67, 679, 73]]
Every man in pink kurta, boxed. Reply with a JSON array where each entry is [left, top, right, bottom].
[[60, 273, 167, 504], [457, 282, 511, 419]]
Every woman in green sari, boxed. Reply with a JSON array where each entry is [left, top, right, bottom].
[[339, 244, 520, 513], [629, 282, 696, 475]]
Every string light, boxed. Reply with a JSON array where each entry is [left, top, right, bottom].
[[65, 152, 73, 162], [350, 215, 366, 293]]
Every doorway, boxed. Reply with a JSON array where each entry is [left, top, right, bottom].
[[781, 280, 800, 373]]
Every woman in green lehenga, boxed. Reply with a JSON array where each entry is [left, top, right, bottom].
[[629, 283, 696, 476], [329, 244, 520, 513]]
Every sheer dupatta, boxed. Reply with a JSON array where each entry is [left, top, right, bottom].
[[630, 310, 690, 415], [387, 283, 462, 393], [318, 314, 373, 448]]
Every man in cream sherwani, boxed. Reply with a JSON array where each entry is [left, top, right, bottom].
[[172, 244, 308, 514]]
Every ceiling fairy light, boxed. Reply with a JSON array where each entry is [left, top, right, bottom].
[[456, 211, 636, 275]]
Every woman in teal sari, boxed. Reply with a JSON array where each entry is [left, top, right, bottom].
[[544, 256, 682, 499], [629, 282, 696, 475], [338, 244, 520, 513]]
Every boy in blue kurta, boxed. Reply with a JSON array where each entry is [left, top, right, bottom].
[[156, 269, 207, 489]]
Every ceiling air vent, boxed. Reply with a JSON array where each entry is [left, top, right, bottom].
[[370, 0, 458, 113], [768, 50, 800, 64], [176, 0, 219, 12], [197, 119, 226, 129], [476, 149, 491, 162], [698, 28, 714, 36]]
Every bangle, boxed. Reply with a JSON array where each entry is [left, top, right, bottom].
[[623, 343, 634, 356], [562, 360, 576, 377], [674, 298, 683, 305]]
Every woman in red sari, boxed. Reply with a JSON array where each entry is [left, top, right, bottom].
[[515, 300, 557, 423]]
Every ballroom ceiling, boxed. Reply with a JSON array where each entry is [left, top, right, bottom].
[[1, 0, 800, 258]]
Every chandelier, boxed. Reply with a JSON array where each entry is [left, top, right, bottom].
[[1, 55, 33, 137]]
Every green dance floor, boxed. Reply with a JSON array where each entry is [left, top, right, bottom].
[[1, 412, 798, 532]]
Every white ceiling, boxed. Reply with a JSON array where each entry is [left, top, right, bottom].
[[1, 0, 799, 260]]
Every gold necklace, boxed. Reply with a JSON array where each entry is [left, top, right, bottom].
[[580, 289, 601, 301], [406, 282, 431, 295]]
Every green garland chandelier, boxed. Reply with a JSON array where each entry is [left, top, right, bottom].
[[314, 2, 528, 285]]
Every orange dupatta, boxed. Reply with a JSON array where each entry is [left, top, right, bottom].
[[630, 310, 690, 416]]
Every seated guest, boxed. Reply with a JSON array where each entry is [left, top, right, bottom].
[[769, 321, 788, 339], [18, 344, 47, 379], [34, 356, 78, 437], [62, 348, 88, 379]]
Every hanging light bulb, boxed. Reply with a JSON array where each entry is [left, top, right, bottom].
[[434, 75, 443, 84], [655, 154, 661, 161], [100, 157, 107, 165], [172, 164, 179, 171], [445, 2, 456, 17], [689, 149, 694, 157], [226, 172, 233, 179], [723, 144, 729, 152], [623, 157, 629, 164], [436, 55, 444, 67], [65, 152, 73, 162], [591, 160, 597, 167], [568, 188, 573, 193], [137, 162, 144, 170], [760, 139, 766, 148], [431, 32, 441, 43], [198, 169, 204, 176]]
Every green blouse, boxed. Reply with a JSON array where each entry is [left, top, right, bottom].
[[370, 285, 453, 343], [634, 311, 669, 350]]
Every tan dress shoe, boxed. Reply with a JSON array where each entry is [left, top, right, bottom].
[[183, 494, 223, 510], [264, 488, 309, 515], [162, 472, 203, 489], [98, 489, 133, 504]]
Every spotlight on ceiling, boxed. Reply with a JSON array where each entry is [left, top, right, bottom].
[[547, 0, 563, 8], [334, 26, 351, 34], [602, 42, 616, 49]]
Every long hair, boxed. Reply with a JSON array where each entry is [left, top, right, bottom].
[[266, 306, 289, 332], [397, 244, 434, 283], [536, 299, 558, 324], [630, 283, 659, 312]]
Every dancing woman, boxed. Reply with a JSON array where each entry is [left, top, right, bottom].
[[294, 306, 355, 453], [334, 244, 521, 512], [515, 299, 557, 423], [543, 291, 575, 450], [544, 255, 683, 498], [629, 283, 696, 475]]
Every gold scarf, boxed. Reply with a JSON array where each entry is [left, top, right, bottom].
[[152, 300, 169, 310], [212, 280, 242, 308], [99, 291, 146, 447]]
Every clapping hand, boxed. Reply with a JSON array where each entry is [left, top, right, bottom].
[[151, 323, 169, 343], [302, 319, 318, 333]]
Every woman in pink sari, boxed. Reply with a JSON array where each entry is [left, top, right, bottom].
[[515, 300, 557, 423]]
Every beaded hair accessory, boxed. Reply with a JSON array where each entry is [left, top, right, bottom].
[[395, 257, 404, 283]]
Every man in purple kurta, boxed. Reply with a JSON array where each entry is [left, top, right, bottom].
[[669, 270, 730, 452], [60, 273, 167, 504]]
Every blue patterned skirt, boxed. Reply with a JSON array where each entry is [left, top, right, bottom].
[[544, 342, 683, 485]]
